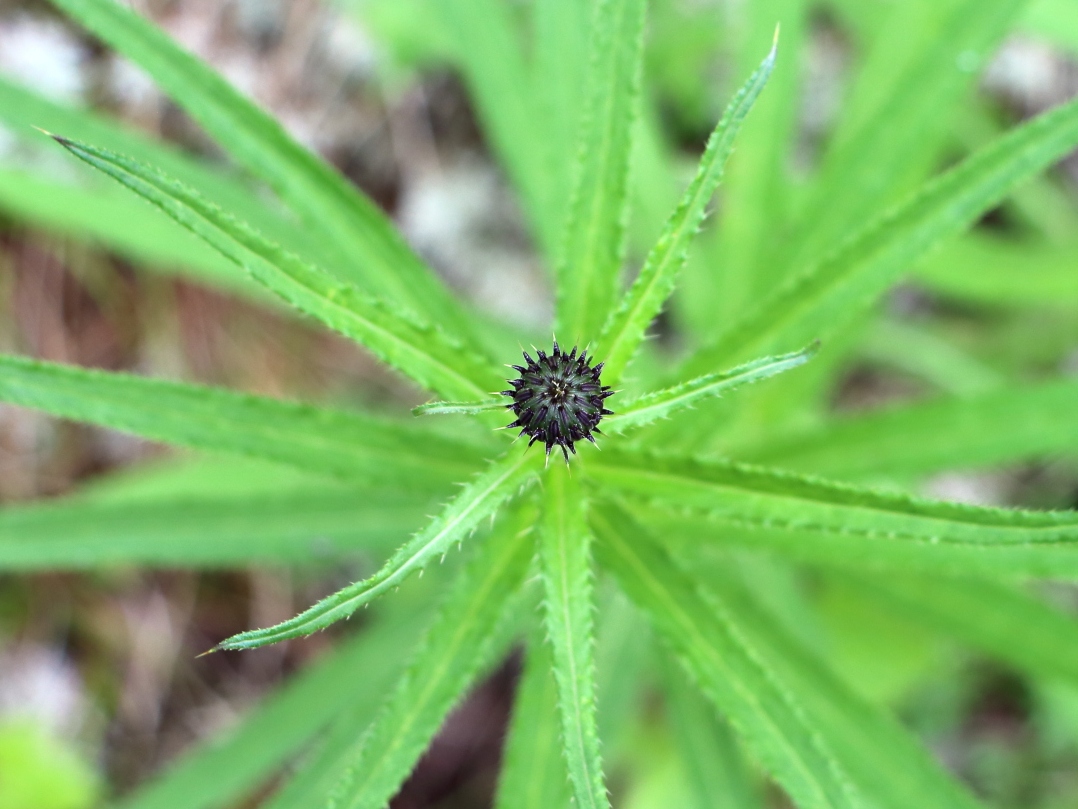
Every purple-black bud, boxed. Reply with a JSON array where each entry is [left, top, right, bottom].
[[500, 342, 614, 462]]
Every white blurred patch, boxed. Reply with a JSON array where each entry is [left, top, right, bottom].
[[0, 15, 87, 103], [0, 645, 89, 738], [922, 472, 1007, 507]]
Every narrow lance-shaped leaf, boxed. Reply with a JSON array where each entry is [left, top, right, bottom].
[[741, 377, 1078, 480], [847, 573, 1078, 687], [48, 0, 478, 338], [596, 36, 777, 386], [51, 135, 500, 402], [781, 0, 1026, 276], [659, 656, 763, 809], [437, 0, 560, 260], [604, 343, 816, 433], [690, 561, 988, 809], [555, 0, 647, 344], [679, 93, 1078, 376], [413, 399, 506, 417], [116, 607, 429, 809], [0, 485, 430, 571], [607, 450, 1078, 579], [0, 75, 325, 265], [590, 501, 859, 809], [322, 504, 536, 809], [494, 634, 573, 809], [0, 354, 486, 490], [215, 447, 540, 651], [539, 464, 609, 809]]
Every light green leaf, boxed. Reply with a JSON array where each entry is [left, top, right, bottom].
[[605, 344, 815, 433], [532, 0, 592, 261], [855, 319, 1002, 396], [692, 565, 987, 809], [742, 378, 1078, 480], [0, 76, 323, 265], [659, 657, 762, 809], [781, 0, 1026, 274], [679, 92, 1078, 376], [0, 486, 430, 571], [48, 0, 476, 336], [0, 354, 485, 490], [597, 38, 777, 385], [555, 0, 646, 344], [52, 135, 499, 401], [848, 574, 1078, 686], [437, 0, 558, 259], [215, 447, 540, 651], [115, 608, 428, 809], [413, 399, 506, 417], [0, 168, 263, 297], [590, 502, 859, 809], [494, 635, 572, 809], [322, 504, 535, 809], [539, 464, 609, 809], [700, 0, 808, 324], [916, 235, 1078, 307], [593, 448, 1078, 579]]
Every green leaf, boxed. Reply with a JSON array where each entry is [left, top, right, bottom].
[[47, 0, 476, 337], [539, 464, 609, 809], [596, 38, 777, 385], [592, 448, 1078, 579], [0, 76, 324, 267], [679, 92, 1078, 376], [781, 0, 1026, 274], [741, 378, 1078, 480], [215, 447, 540, 651], [0, 168, 263, 297], [916, 235, 1078, 307], [847, 574, 1078, 686], [494, 635, 573, 809], [690, 564, 988, 809], [855, 319, 1002, 397], [590, 502, 859, 809], [605, 344, 815, 433], [115, 608, 429, 809], [412, 399, 506, 417], [531, 0, 592, 260], [555, 0, 647, 344], [436, 0, 559, 259], [0, 354, 485, 490], [51, 135, 499, 402], [699, 0, 808, 325], [659, 657, 762, 809], [321, 504, 535, 809], [0, 485, 431, 571]]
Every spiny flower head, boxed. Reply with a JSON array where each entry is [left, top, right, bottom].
[[501, 342, 614, 462]]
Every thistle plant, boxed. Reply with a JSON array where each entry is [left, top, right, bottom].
[[4, 1, 1078, 808]]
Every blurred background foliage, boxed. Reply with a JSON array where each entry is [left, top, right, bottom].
[[1, 0, 1078, 807]]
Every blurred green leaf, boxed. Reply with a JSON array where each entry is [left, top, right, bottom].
[[116, 607, 429, 809], [591, 501, 859, 809], [555, 0, 646, 344], [681, 92, 1078, 374], [0, 354, 486, 490], [318, 504, 535, 809], [0, 721, 99, 809], [53, 136, 500, 401], [215, 448, 539, 651], [48, 0, 478, 338], [743, 378, 1078, 480], [494, 636, 572, 809]]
